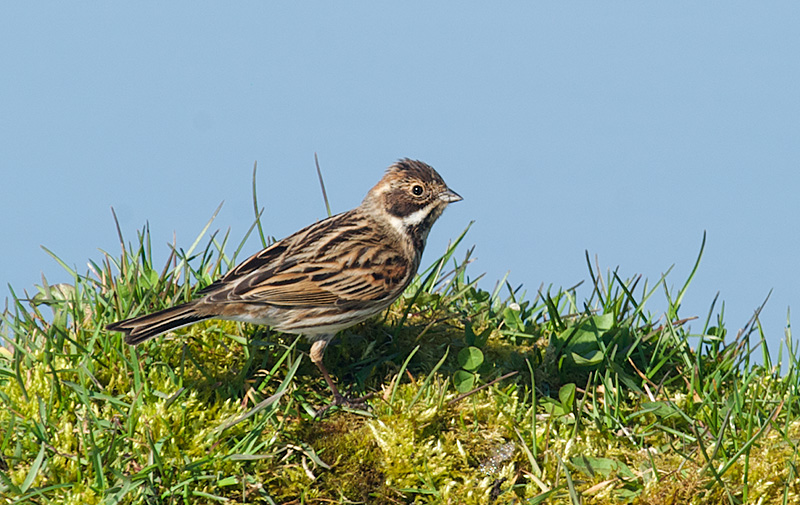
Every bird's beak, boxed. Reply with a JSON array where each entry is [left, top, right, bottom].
[[440, 188, 463, 203]]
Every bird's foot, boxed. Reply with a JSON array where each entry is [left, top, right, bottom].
[[314, 391, 376, 419]]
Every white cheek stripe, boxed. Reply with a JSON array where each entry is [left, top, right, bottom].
[[386, 202, 436, 235], [403, 205, 433, 226]]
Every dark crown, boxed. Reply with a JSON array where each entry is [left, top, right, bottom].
[[387, 158, 447, 187]]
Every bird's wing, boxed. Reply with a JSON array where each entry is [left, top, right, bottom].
[[201, 211, 415, 308]]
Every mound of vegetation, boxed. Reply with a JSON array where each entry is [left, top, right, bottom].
[[2, 208, 799, 504]]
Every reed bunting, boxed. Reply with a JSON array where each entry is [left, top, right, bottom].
[[107, 159, 461, 408]]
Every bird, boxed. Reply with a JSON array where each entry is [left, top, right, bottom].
[[106, 158, 462, 409]]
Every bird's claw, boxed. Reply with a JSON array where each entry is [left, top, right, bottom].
[[314, 391, 375, 419]]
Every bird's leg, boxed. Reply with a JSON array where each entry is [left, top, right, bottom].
[[309, 338, 345, 405], [309, 336, 373, 417]]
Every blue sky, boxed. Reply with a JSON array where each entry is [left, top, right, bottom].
[[2, 3, 799, 354]]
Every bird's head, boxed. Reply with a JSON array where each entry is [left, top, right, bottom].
[[362, 158, 461, 249]]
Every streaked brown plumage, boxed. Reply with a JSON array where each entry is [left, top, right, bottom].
[[106, 158, 461, 407]]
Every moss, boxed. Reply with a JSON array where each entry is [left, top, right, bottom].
[[297, 416, 389, 502], [5, 228, 800, 504], [358, 382, 520, 504]]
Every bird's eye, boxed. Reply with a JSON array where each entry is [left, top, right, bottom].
[[411, 184, 424, 196]]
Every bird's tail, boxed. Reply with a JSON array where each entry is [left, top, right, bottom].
[[106, 301, 210, 345]]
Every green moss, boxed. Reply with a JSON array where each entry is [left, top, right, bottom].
[[4, 223, 800, 504], [294, 417, 388, 501]]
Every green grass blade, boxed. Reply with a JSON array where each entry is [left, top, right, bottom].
[[20, 444, 46, 493]]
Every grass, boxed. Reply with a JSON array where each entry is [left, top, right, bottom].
[[2, 175, 800, 504]]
